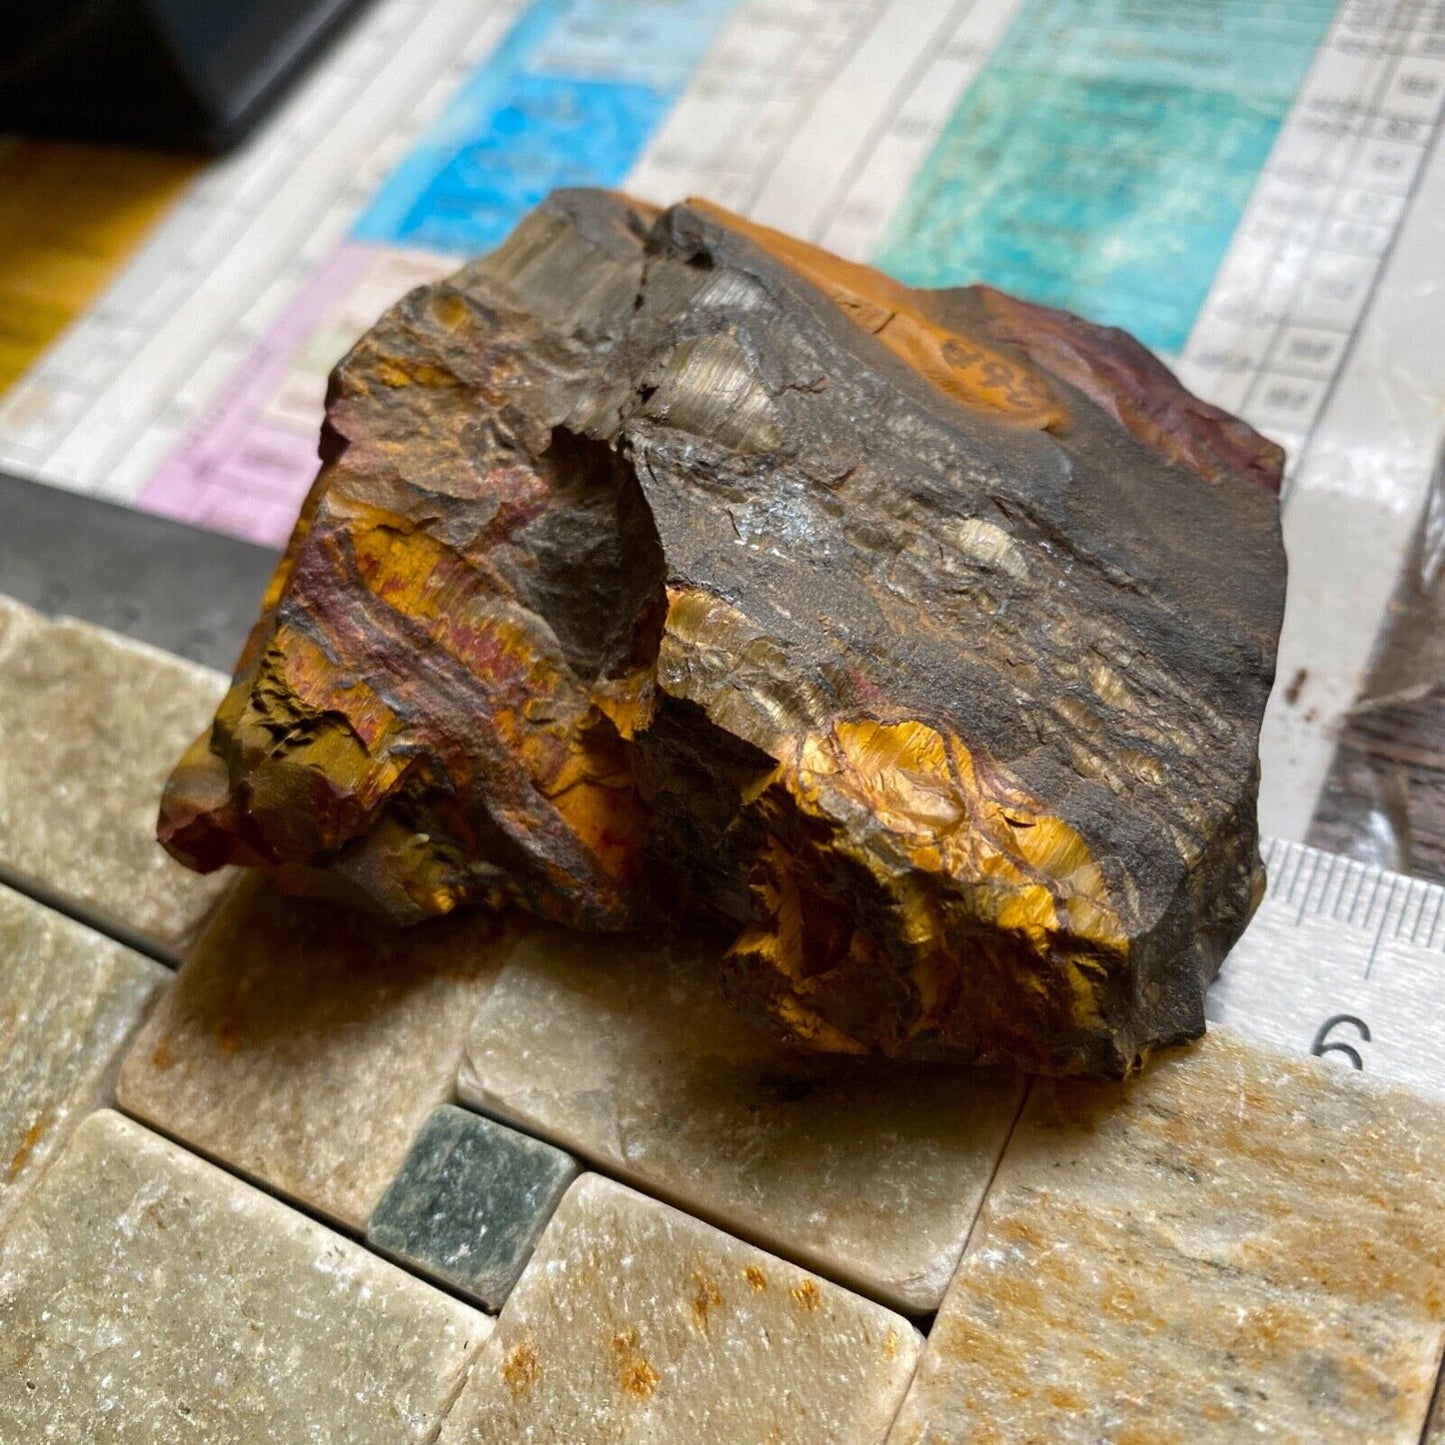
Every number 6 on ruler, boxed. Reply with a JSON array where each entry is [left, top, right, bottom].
[[1311, 1014, 1372, 1070]]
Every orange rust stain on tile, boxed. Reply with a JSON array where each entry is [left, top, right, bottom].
[[1116, 1426, 1186, 1445], [744, 1265, 768, 1292], [789, 1278, 822, 1312], [7, 1118, 44, 1178], [965, 1416, 1007, 1445], [1099, 1279, 1141, 1320], [150, 1036, 175, 1070], [612, 1327, 659, 1401], [502, 1339, 539, 1402], [691, 1269, 724, 1331], [618, 1359, 659, 1401], [216, 1014, 243, 1057]]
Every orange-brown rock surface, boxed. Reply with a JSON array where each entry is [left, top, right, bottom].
[[159, 191, 1286, 1077]]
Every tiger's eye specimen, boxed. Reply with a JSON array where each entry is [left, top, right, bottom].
[[158, 190, 1286, 1077]]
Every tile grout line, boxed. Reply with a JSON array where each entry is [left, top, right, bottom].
[[2, 797, 1169, 1351], [109, 1098, 501, 1319], [956, 1074, 1032, 1266], [119, 996, 948, 1327], [0, 860, 181, 969], [0, 938, 169, 1244], [113, 1077, 953, 1390], [1420, 1345, 1445, 1445], [5, 821, 964, 1330], [445, 1074, 943, 1327], [872, 1075, 1036, 1440]]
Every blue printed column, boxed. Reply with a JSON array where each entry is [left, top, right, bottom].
[[876, 0, 1336, 356], [356, 0, 735, 253]]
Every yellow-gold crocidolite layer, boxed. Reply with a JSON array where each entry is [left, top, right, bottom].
[[158, 191, 1286, 1076]]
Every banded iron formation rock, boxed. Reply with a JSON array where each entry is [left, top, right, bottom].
[[158, 191, 1286, 1077]]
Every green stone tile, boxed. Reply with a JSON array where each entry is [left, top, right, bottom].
[[0, 616, 231, 957], [0, 1110, 490, 1444], [370, 1104, 579, 1310], [0, 881, 165, 1230]]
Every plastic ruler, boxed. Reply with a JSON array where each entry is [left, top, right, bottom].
[[1209, 834, 1445, 1099]]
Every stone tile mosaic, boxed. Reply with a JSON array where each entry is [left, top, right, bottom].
[[888, 1028, 1445, 1443], [439, 1172, 922, 1444], [369, 1103, 578, 1310], [458, 930, 1025, 1313], [0, 616, 230, 955], [0, 1110, 489, 1444], [0, 881, 166, 1229], [118, 877, 514, 1229]]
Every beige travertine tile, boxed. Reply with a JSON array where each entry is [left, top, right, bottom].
[[0, 593, 39, 660], [0, 616, 231, 956], [889, 1028, 1445, 1443], [0, 1110, 489, 1444], [439, 1172, 921, 1444], [0, 882, 165, 1228], [118, 876, 514, 1229], [458, 931, 1025, 1312]]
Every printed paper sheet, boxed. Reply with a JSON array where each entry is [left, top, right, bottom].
[[1, 0, 1441, 858]]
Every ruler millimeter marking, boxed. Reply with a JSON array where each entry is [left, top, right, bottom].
[[1207, 837, 1445, 1100]]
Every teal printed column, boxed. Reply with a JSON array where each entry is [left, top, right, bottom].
[[354, 0, 737, 256], [876, 0, 1335, 355]]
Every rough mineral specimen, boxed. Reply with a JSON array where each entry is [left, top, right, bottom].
[[158, 190, 1286, 1077]]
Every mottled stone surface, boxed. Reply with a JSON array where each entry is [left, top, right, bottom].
[[369, 1103, 578, 1310], [459, 930, 1024, 1312], [118, 877, 513, 1228], [439, 1172, 921, 1444], [0, 615, 230, 956], [160, 190, 1286, 1077], [0, 882, 165, 1229], [890, 1028, 1445, 1443], [0, 1110, 489, 1443]]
